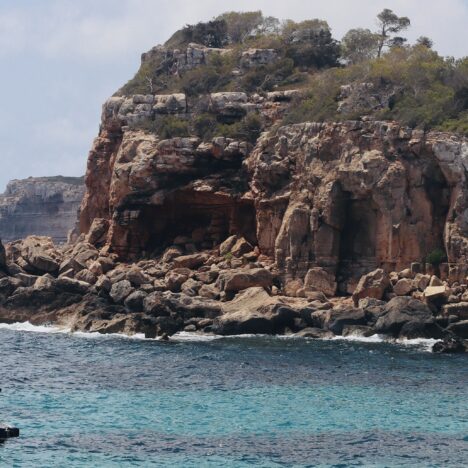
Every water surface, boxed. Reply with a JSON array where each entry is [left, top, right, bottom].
[[0, 326, 466, 467]]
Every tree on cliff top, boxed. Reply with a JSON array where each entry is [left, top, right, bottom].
[[341, 28, 379, 64], [376, 8, 410, 57], [282, 20, 340, 68], [216, 11, 264, 43]]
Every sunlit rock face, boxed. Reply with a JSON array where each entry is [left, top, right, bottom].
[[80, 95, 468, 293], [246, 121, 467, 293], [0, 177, 85, 243]]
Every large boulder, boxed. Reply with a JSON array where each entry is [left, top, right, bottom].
[[109, 280, 134, 304], [446, 320, 468, 339], [374, 296, 434, 337], [352, 269, 389, 306], [7, 236, 63, 274], [216, 268, 273, 293], [442, 302, 468, 321], [213, 287, 300, 335], [304, 268, 337, 297], [326, 306, 367, 335], [173, 253, 208, 270]]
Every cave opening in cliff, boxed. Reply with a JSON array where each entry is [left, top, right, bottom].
[[336, 194, 380, 295], [141, 191, 257, 255], [424, 165, 451, 258]]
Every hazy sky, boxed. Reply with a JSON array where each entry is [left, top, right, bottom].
[[0, 0, 467, 191]]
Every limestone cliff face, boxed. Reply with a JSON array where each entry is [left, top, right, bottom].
[[0, 177, 85, 243], [79, 45, 468, 294], [246, 122, 468, 292]]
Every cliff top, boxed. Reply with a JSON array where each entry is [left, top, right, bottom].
[[114, 9, 467, 138]]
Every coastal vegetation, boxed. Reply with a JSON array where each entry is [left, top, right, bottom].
[[120, 8, 468, 136]]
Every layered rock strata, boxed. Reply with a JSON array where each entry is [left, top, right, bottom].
[[0, 177, 85, 243]]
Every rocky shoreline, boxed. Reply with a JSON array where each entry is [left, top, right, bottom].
[[0, 234, 466, 353]]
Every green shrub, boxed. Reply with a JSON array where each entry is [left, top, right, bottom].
[[193, 113, 218, 139], [426, 248, 447, 266], [154, 116, 190, 139], [217, 113, 263, 143]]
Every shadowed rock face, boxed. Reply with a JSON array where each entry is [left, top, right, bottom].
[[0, 177, 85, 243]]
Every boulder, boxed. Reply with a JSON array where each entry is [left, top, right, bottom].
[[446, 320, 468, 339], [126, 267, 150, 286], [398, 320, 444, 339], [219, 235, 238, 256], [28, 251, 59, 274], [165, 271, 189, 292], [198, 283, 220, 300], [424, 285, 447, 300], [442, 302, 468, 320], [359, 297, 386, 324], [74, 269, 97, 285], [304, 268, 337, 297], [374, 296, 434, 337], [109, 280, 134, 304], [393, 278, 414, 296], [326, 306, 367, 335], [173, 253, 208, 270], [55, 277, 90, 295], [124, 290, 148, 311], [230, 237, 253, 257], [352, 269, 389, 305], [294, 327, 334, 339], [284, 279, 304, 297], [213, 287, 298, 335], [95, 275, 112, 293], [216, 268, 273, 293], [414, 273, 431, 291]]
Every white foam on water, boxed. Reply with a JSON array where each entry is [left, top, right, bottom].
[[171, 331, 224, 342], [0, 322, 440, 351], [330, 334, 386, 343], [396, 337, 438, 352], [0, 322, 71, 334]]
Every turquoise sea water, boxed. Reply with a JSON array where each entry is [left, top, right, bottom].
[[0, 326, 466, 467]]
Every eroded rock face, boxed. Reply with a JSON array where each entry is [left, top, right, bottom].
[[246, 122, 467, 292], [0, 177, 85, 243], [78, 46, 468, 297]]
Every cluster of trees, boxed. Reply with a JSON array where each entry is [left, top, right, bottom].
[[123, 8, 468, 136], [168, 9, 421, 68]]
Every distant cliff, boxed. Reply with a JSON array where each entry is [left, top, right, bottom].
[[0, 176, 85, 243]]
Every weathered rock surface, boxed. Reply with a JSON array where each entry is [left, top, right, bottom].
[[374, 297, 434, 337], [213, 287, 308, 335], [0, 177, 85, 243]]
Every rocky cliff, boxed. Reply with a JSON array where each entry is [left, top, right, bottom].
[[0, 177, 85, 243], [0, 34, 467, 351], [79, 66, 468, 296]]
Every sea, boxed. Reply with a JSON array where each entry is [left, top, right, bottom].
[[0, 323, 466, 467]]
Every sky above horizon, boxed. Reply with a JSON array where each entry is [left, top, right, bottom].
[[0, 0, 467, 192]]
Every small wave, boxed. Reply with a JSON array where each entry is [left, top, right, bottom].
[[331, 334, 385, 343], [0, 322, 71, 334], [0, 322, 439, 351], [172, 331, 223, 342], [396, 337, 438, 352]]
